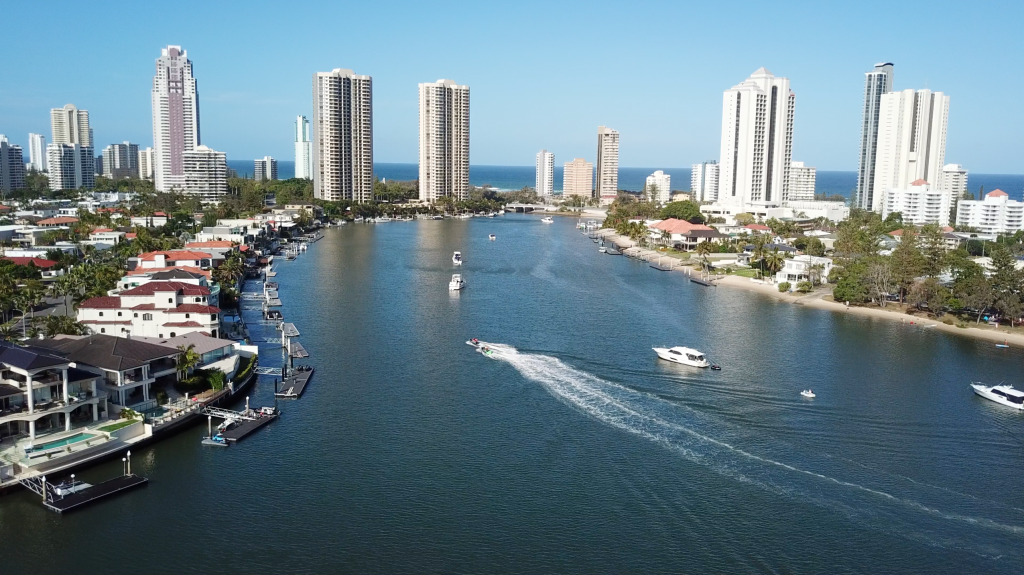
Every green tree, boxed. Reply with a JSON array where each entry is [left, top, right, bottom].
[[176, 344, 202, 380], [734, 213, 756, 226], [889, 229, 924, 303], [659, 201, 705, 224], [957, 275, 994, 323]]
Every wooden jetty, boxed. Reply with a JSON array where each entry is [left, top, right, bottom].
[[690, 277, 715, 287], [275, 367, 314, 399]]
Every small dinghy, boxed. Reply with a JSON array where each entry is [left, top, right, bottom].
[[800, 390, 816, 398]]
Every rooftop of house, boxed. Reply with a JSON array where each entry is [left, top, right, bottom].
[[745, 224, 771, 231], [36, 216, 80, 225], [185, 241, 235, 249], [0, 340, 70, 370], [148, 269, 206, 281], [910, 179, 929, 186], [119, 281, 210, 297], [987, 189, 1009, 198], [34, 334, 179, 371], [139, 250, 213, 262], [651, 218, 715, 234], [126, 265, 211, 279], [1, 257, 57, 269]]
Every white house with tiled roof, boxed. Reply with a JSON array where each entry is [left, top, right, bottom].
[[77, 281, 220, 338], [127, 249, 219, 271], [955, 189, 1024, 235]]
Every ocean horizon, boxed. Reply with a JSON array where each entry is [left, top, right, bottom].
[[226, 160, 1024, 201]]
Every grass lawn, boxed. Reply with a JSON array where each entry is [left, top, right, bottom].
[[728, 268, 760, 278], [98, 419, 137, 433]]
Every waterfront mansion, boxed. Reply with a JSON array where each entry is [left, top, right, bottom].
[[77, 281, 221, 339]]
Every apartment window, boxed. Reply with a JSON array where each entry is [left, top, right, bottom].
[[98, 312, 104, 317], [185, 313, 190, 318], [170, 332, 176, 337], [168, 298, 172, 303], [134, 313, 138, 318], [210, 314, 217, 320], [117, 312, 122, 317], [100, 328, 106, 333], [143, 313, 153, 321]]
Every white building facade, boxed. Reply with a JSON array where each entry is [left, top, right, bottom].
[[956, 190, 1024, 235], [294, 115, 313, 180], [881, 180, 952, 226], [870, 89, 949, 213], [255, 156, 278, 181], [596, 126, 619, 203], [788, 161, 816, 201], [152, 46, 201, 192], [175, 146, 227, 202], [138, 147, 154, 180], [718, 68, 795, 208], [47, 144, 94, 190], [28, 133, 46, 172], [418, 79, 470, 202], [535, 150, 554, 196], [941, 163, 968, 194], [646, 170, 671, 203], [313, 69, 374, 202], [77, 281, 221, 339], [855, 62, 894, 210], [563, 158, 593, 198], [691, 161, 719, 202]]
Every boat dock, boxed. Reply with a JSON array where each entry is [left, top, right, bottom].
[[203, 404, 279, 443], [21, 470, 148, 514], [219, 413, 278, 442], [690, 277, 715, 287], [275, 367, 314, 399]]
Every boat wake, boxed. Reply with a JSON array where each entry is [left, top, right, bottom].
[[481, 342, 1024, 556]]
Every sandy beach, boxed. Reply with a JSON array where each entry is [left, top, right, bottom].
[[600, 231, 1024, 347]]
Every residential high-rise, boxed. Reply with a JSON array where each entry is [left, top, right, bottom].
[[255, 156, 278, 181], [47, 144, 94, 190], [102, 142, 140, 179], [536, 150, 554, 196], [28, 133, 46, 172], [178, 145, 227, 202], [0, 136, 26, 193], [718, 68, 795, 207], [646, 170, 671, 203], [294, 115, 313, 180], [855, 63, 894, 210], [691, 161, 719, 202], [95, 155, 103, 177], [788, 161, 816, 201], [51, 104, 92, 147], [138, 147, 154, 180], [596, 126, 619, 203], [956, 190, 1023, 234], [869, 89, 949, 212], [941, 163, 968, 194], [313, 69, 374, 202], [563, 158, 593, 198], [882, 179, 951, 226], [152, 46, 201, 192], [418, 79, 469, 202]]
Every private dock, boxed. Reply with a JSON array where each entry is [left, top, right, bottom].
[[219, 413, 278, 442], [21, 470, 148, 514], [275, 367, 314, 399], [203, 404, 279, 443], [690, 277, 715, 287]]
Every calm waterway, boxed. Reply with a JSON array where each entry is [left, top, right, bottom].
[[4, 215, 1024, 573]]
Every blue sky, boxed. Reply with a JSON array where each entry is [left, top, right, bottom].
[[2, 0, 1021, 173]]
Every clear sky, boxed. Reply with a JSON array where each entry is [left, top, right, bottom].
[[2, 0, 1021, 173]]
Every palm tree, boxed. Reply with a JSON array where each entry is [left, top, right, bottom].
[[0, 324, 18, 341], [176, 344, 201, 380], [39, 315, 88, 337], [751, 234, 769, 279], [763, 249, 785, 281], [695, 241, 712, 269]]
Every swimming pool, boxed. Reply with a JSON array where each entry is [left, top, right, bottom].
[[33, 432, 96, 451]]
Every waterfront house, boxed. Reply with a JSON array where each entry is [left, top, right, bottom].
[[776, 255, 834, 286], [77, 281, 221, 338], [0, 341, 105, 443], [135, 332, 243, 380], [130, 212, 169, 228], [128, 250, 219, 272], [111, 269, 219, 307], [34, 334, 179, 410], [184, 240, 238, 258], [650, 219, 723, 250]]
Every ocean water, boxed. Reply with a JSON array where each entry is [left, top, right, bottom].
[[6, 216, 1024, 574], [227, 160, 1024, 201]]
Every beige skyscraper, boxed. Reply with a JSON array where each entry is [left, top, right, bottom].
[[563, 158, 593, 198], [596, 126, 619, 203], [48, 103, 94, 190], [313, 69, 374, 202], [419, 79, 470, 202], [51, 104, 91, 146]]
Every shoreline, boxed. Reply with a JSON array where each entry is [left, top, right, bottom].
[[600, 231, 1024, 348]]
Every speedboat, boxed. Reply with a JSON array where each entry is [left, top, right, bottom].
[[541, 216, 554, 223], [449, 274, 466, 291], [652, 346, 710, 368], [201, 433, 229, 447], [801, 390, 816, 398], [453, 251, 463, 265], [971, 383, 1024, 409], [599, 246, 607, 253], [489, 234, 496, 241]]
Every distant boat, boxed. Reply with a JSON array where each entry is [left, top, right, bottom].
[[453, 251, 463, 265], [652, 346, 710, 368], [449, 274, 466, 291], [541, 216, 554, 224], [489, 234, 496, 241], [801, 390, 816, 398]]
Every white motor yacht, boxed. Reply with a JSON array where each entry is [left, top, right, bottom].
[[489, 234, 496, 241], [971, 383, 1024, 409], [449, 274, 466, 291], [453, 251, 463, 265], [541, 216, 554, 223], [652, 346, 710, 368], [801, 390, 816, 398]]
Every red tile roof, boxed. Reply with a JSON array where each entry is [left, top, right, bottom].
[[130, 303, 156, 310], [910, 179, 929, 186], [652, 218, 714, 234], [36, 216, 80, 226], [79, 297, 123, 309], [745, 224, 771, 231], [139, 250, 213, 262], [185, 241, 234, 249], [125, 233, 137, 239], [167, 304, 220, 314], [120, 281, 210, 297], [162, 321, 204, 327], [988, 189, 1009, 197], [126, 266, 211, 279], [1, 257, 57, 269], [91, 228, 114, 233], [153, 211, 168, 217]]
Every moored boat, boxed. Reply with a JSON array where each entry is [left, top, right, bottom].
[[453, 251, 463, 265], [449, 274, 466, 291], [971, 383, 1024, 409], [652, 346, 711, 368]]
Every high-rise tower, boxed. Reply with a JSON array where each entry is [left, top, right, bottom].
[[313, 69, 374, 202], [595, 126, 619, 203], [418, 79, 469, 202], [536, 150, 554, 196], [855, 63, 894, 210], [294, 115, 313, 180], [152, 46, 201, 192]]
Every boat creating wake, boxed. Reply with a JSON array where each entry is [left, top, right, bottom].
[[475, 342, 1024, 557]]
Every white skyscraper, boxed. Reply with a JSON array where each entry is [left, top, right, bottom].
[[869, 88, 949, 213], [294, 115, 313, 180], [178, 146, 227, 202], [718, 68, 795, 207], [418, 79, 470, 202], [313, 69, 374, 202], [941, 163, 968, 194], [788, 161, 816, 202], [855, 63, 894, 210], [255, 156, 278, 181], [596, 126, 619, 203], [51, 104, 92, 147], [536, 150, 554, 196], [138, 147, 154, 180], [646, 170, 671, 203], [691, 161, 719, 202], [28, 133, 46, 172], [152, 46, 201, 192], [563, 158, 593, 198]]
